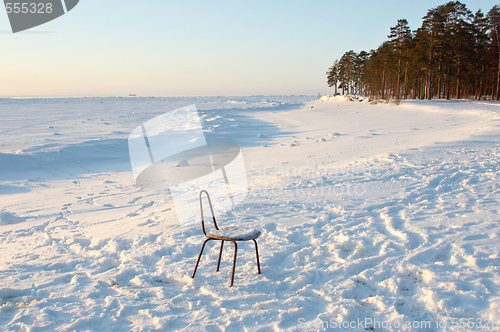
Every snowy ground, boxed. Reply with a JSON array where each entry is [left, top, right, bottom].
[[1, 95, 500, 331]]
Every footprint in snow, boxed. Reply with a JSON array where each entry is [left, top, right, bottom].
[[128, 197, 142, 204], [0, 211, 26, 225], [141, 201, 154, 209]]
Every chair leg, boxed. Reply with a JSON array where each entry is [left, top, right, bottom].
[[191, 238, 211, 278], [216, 240, 224, 271], [230, 241, 238, 287], [253, 239, 261, 274]]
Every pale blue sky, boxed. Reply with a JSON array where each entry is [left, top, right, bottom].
[[1, 1, 499, 97]]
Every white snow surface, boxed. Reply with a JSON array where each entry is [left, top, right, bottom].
[[1, 95, 500, 331]]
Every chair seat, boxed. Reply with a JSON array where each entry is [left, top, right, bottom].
[[207, 227, 261, 241]]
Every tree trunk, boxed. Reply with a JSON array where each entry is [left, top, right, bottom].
[[404, 62, 408, 99], [397, 58, 401, 101], [479, 74, 484, 100], [446, 71, 451, 100], [496, 51, 500, 100], [381, 70, 386, 100], [438, 77, 441, 99], [428, 72, 433, 100]]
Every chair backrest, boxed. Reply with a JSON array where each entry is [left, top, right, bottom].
[[199, 190, 219, 235]]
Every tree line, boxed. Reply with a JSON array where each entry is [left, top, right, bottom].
[[326, 1, 500, 100]]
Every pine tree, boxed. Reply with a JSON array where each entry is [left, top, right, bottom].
[[472, 10, 489, 99], [388, 19, 412, 101], [326, 60, 340, 95], [487, 5, 500, 100]]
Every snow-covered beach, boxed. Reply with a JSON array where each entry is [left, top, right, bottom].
[[1, 95, 500, 331]]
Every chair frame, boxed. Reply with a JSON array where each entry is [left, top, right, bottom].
[[191, 190, 261, 287]]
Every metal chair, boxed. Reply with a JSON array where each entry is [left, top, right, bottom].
[[191, 190, 261, 287]]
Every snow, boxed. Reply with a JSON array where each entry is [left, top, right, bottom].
[[1, 95, 500, 330]]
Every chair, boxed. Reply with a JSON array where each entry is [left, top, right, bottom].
[[191, 190, 261, 287]]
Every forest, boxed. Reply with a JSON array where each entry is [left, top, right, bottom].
[[326, 1, 500, 100]]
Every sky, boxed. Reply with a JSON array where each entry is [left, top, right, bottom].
[[1, 0, 499, 97]]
